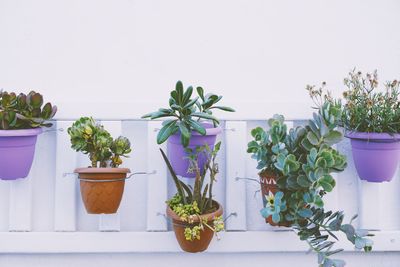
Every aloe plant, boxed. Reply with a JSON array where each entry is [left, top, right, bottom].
[[68, 117, 131, 168], [247, 102, 373, 266], [142, 81, 234, 147], [161, 142, 224, 241], [0, 90, 57, 129]]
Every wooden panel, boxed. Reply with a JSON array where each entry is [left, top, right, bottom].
[[98, 121, 123, 232], [225, 121, 247, 231], [54, 121, 78, 232], [379, 168, 400, 230], [146, 121, 167, 231], [9, 177, 33, 231]]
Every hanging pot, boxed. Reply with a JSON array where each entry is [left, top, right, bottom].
[[346, 132, 400, 183], [75, 167, 130, 214], [167, 201, 223, 253], [167, 123, 222, 178], [259, 170, 291, 227], [0, 128, 43, 180]]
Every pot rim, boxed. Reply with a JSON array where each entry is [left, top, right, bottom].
[[166, 200, 223, 223], [172, 122, 222, 137], [74, 167, 131, 174], [345, 131, 400, 141], [0, 127, 43, 137]]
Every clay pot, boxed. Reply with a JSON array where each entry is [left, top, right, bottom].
[[259, 171, 291, 227], [167, 201, 223, 253], [75, 167, 130, 214]]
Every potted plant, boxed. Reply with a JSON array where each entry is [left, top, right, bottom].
[[160, 142, 224, 253], [68, 117, 132, 214], [333, 69, 400, 182], [247, 99, 373, 266], [0, 90, 57, 180], [142, 81, 234, 177]]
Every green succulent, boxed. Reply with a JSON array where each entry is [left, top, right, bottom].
[[161, 142, 224, 241], [142, 81, 234, 147], [67, 117, 132, 168], [247, 102, 373, 266], [0, 90, 57, 129]]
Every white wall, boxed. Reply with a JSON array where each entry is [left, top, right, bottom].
[[1, 0, 399, 119]]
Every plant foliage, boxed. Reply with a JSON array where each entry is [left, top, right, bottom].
[[247, 103, 373, 266], [161, 142, 224, 241], [142, 81, 234, 147], [0, 90, 57, 129], [68, 117, 131, 168]]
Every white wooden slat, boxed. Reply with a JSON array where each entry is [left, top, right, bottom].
[[225, 121, 247, 231], [378, 168, 400, 230], [9, 177, 33, 231], [54, 121, 77, 232], [358, 180, 380, 230], [98, 121, 123, 232], [146, 121, 167, 231]]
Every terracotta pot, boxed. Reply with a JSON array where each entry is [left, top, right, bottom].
[[75, 167, 130, 214], [259, 171, 291, 227], [167, 201, 223, 253]]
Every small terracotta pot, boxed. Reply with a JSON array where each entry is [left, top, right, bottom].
[[259, 171, 291, 227], [75, 167, 130, 214], [167, 201, 223, 253]]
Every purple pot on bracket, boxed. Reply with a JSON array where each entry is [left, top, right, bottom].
[[0, 128, 43, 180], [346, 131, 400, 183], [167, 123, 222, 178]]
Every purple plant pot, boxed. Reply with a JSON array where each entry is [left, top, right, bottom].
[[0, 128, 43, 180], [346, 132, 400, 183], [167, 123, 222, 178]]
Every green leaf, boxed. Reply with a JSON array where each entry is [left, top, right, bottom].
[[183, 96, 199, 109], [175, 81, 184, 104], [182, 86, 193, 105], [179, 123, 191, 147], [210, 106, 235, 112], [307, 131, 320, 146], [156, 120, 178, 144], [196, 87, 205, 101], [191, 112, 219, 123], [188, 119, 206, 135], [298, 208, 313, 218]]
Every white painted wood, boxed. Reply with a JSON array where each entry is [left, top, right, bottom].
[[0, 180, 10, 231], [146, 121, 167, 231], [378, 168, 400, 230], [0, 231, 397, 253], [54, 121, 78, 232], [8, 177, 33, 231], [358, 180, 381, 230], [98, 121, 123, 232], [225, 121, 247, 231]]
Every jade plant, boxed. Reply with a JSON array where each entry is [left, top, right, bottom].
[[247, 102, 373, 266], [68, 117, 131, 168], [161, 142, 224, 241], [0, 90, 57, 129], [142, 81, 235, 147]]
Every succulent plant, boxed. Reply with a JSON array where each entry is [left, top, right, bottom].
[[142, 81, 235, 147], [161, 142, 224, 241], [68, 117, 132, 168], [247, 102, 373, 266], [0, 90, 57, 130]]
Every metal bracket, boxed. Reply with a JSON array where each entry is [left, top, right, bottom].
[[63, 170, 156, 181], [224, 212, 237, 222], [224, 128, 236, 132], [235, 176, 260, 184], [43, 128, 64, 133]]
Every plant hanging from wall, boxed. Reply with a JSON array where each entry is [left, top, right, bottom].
[[247, 97, 373, 266]]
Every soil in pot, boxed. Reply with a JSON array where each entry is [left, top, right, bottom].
[[166, 201, 223, 253], [259, 171, 291, 227], [167, 123, 222, 178], [346, 132, 400, 182], [75, 167, 130, 214], [0, 128, 43, 180]]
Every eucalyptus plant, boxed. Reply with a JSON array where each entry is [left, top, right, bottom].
[[161, 142, 224, 241], [247, 102, 373, 266], [0, 90, 57, 130], [68, 117, 131, 168], [142, 81, 234, 147]]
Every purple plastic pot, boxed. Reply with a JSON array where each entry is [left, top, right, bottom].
[[167, 123, 222, 178], [0, 128, 43, 180], [346, 132, 400, 183]]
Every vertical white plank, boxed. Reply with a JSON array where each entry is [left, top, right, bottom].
[[98, 121, 122, 232], [54, 121, 77, 232], [378, 167, 400, 230], [225, 121, 247, 231], [358, 180, 380, 230], [146, 121, 167, 231], [9, 177, 33, 231]]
